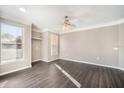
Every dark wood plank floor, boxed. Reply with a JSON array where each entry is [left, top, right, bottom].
[[0, 59, 124, 88]]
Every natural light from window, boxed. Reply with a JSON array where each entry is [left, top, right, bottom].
[[0, 23, 23, 64]]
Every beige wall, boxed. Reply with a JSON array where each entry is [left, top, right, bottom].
[[0, 18, 31, 76], [60, 24, 124, 68], [119, 23, 124, 69]]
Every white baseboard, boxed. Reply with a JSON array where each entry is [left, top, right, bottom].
[[48, 58, 59, 62], [39, 59, 49, 62], [118, 67, 124, 71], [32, 59, 42, 62], [60, 58, 124, 71], [32, 58, 56, 63], [41, 58, 59, 62], [0, 65, 32, 76]]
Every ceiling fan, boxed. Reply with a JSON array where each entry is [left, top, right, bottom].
[[63, 16, 76, 31]]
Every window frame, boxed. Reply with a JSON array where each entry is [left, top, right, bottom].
[[0, 18, 25, 65]]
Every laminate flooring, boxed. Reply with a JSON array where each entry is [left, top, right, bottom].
[[0, 59, 124, 88]]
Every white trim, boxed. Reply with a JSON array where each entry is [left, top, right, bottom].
[[48, 31, 59, 34], [55, 63, 81, 88], [60, 18, 124, 35], [60, 58, 124, 71], [41, 58, 59, 62], [32, 37, 42, 40], [0, 21, 25, 65], [32, 59, 42, 62], [0, 22, 1, 65], [41, 59, 49, 62], [48, 58, 59, 62], [118, 67, 124, 71], [0, 65, 32, 76]]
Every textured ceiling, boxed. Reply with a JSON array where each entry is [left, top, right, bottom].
[[0, 5, 124, 32]]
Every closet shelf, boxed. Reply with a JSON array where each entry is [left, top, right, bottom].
[[32, 37, 42, 40]]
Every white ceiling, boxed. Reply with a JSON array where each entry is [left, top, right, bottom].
[[0, 5, 124, 32]]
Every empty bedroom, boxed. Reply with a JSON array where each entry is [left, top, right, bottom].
[[0, 5, 124, 88]]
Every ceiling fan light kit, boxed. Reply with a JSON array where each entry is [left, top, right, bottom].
[[63, 16, 75, 31]]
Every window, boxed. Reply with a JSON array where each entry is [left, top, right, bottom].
[[0, 22, 24, 64], [50, 34, 59, 56]]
